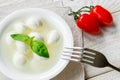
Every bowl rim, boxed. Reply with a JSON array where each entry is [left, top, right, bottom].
[[0, 8, 73, 80]]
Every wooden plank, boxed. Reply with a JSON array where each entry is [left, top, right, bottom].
[[84, 12, 120, 78], [88, 70, 120, 80], [62, 0, 120, 79], [52, 62, 84, 80]]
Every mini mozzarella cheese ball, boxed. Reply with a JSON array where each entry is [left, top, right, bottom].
[[14, 22, 26, 33], [25, 17, 42, 30], [13, 52, 27, 67], [33, 52, 47, 61], [29, 32, 44, 41], [46, 30, 60, 45], [5, 31, 16, 45], [16, 41, 28, 53]]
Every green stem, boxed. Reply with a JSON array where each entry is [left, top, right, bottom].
[[90, 5, 94, 10], [68, 5, 94, 20]]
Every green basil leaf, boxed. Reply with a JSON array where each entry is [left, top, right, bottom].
[[11, 34, 30, 42], [31, 40, 49, 58], [11, 34, 49, 58]]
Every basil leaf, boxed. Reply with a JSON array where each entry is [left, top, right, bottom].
[[11, 34, 49, 58], [31, 40, 49, 58], [11, 34, 30, 42]]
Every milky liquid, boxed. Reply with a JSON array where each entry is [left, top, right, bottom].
[[0, 18, 63, 74]]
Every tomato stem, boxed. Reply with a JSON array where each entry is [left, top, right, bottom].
[[68, 5, 94, 20], [90, 5, 94, 10]]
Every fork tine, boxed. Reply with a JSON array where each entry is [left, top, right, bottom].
[[81, 60, 93, 65], [63, 51, 82, 55], [82, 56, 94, 61], [65, 47, 83, 50], [62, 54, 81, 58], [62, 57, 81, 62], [62, 47, 83, 62], [84, 48, 101, 54], [83, 52, 96, 57]]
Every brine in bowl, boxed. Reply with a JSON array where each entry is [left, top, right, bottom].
[[0, 8, 73, 80]]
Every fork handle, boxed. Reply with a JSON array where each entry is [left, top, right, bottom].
[[108, 64, 120, 72]]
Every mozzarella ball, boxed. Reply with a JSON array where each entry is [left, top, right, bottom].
[[33, 53, 47, 61], [46, 30, 60, 45], [5, 31, 16, 45], [29, 32, 44, 41], [25, 17, 42, 30], [13, 52, 27, 67], [16, 41, 28, 53], [14, 22, 26, 33]]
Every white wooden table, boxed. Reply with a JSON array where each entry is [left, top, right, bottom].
[[0, 0, 120, 80]]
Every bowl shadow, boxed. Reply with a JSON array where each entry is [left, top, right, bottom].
[[52, 61, 84, 80]]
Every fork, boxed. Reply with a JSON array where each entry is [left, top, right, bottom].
[[62, 47, 120, 72]]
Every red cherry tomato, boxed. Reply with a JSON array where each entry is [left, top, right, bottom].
[[76, 13, 101, 35], [90, 5, 113, 26]]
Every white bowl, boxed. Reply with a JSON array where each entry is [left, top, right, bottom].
[[0, 8, 73, 80]]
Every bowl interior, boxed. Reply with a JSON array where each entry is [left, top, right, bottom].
[[0, 8, 73, 80]]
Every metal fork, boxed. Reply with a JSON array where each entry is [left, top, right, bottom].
[[62, 47, 120, 72]]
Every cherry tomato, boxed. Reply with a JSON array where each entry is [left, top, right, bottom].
[[90, 5, 113, 26], [76, 13, 101, 35]]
